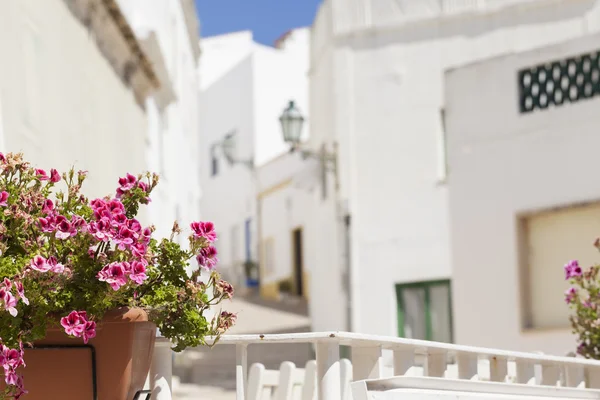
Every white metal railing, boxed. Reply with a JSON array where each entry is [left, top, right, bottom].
[[209, 332, 600, 400]]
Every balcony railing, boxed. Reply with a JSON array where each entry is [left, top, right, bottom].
[[151, 332, 600, 400]]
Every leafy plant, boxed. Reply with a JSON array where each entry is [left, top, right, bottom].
[[564, 243, 600, 358], [0, 153, 235, 399]]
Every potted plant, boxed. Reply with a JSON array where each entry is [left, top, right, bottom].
[[277, 279, 295, 301], [0, 152, 235, 399], [564, 241, 600, 358]]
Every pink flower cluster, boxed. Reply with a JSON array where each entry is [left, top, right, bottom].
[[34, 168, 60, 183], [29, 255, 68, 274], [88, 198, 151, 254], [97, 261, 148, 291], [0, 343, 26, 398], [116, 173, 149, 200], [38, 199, 86, 240], [0, 279, 28, 317], [60, 311, 96, 344], [564, 260, 582, 280], [192, 222, 218, 270], [565, 287, 577, 304]]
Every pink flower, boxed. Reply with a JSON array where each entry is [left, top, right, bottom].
[[38, 217, 54, 233], [191, 221, 217, 242], [565, 287, 578, 304], [3, 347, 23, 370], [137, 181, 149, 192], [0, 288, 17, 317], [117, 173, 137, 192], [565, 260, 582, 280], [0, 153, 5, 163], [0, 191, 9, 207], [129, 261, 147, 285], [108, 199, 125, 214], [30, 255, 51, 272], [142, 227, 152, 243], [47, 257, 65, 274], [132, 242, 148, 258], [35, 169, 49, 181], [196, 246, 218, 270], [82, 321, 96, 344], [97, 262, 128, 290], [15, 282, 28, 305], [42, 199, 54, 214], [60, 311, 86, 337], [55, 219, 72, 239], [127, 219, 142, 233], [50, 168, 61, 183]]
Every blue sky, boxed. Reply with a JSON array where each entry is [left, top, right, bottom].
[[195, 1, 322, 46]]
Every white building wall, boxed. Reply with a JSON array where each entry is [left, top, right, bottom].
[[309, 0, 600, 337], [199, 29, 310, 290], [445, 33, 600, 355], [119, 0, 201, 241], [258, 153, 317, 296], [0, 0, 148, 201], [199, 55, 256, 286]]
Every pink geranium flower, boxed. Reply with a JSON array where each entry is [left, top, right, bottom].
[[30, 255, 51, 272], [0, 288, 17, 317], [60, 311, 86, 337], [34, 169, 49, 181], [196, 246, 218, 270], [0, 191, 9, 206], [191, 221, 217, 242], [129, 261, 147, 285], [15, 282, 28, 305], [50, 168, 61, 183], [42, 199, 54, 214], [118, 173, 137, 192], [82, 321, 97, 344], [97, 262, 128, 290]]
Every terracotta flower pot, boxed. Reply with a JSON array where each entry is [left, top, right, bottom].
[[18, 307, 156, 400]]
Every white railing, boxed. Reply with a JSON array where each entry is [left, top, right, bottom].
[[210, 332, 600, 400]]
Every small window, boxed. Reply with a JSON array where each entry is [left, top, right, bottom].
[[520, 202, 600, 330], [396, 280, 453, 343]]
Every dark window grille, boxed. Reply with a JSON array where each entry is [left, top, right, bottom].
[[518, 50, 600, 113]]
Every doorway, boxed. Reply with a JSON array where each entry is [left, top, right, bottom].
[[292, 227, 304, 297]]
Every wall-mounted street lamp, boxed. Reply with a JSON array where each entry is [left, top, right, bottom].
[[210, 130, 254, 175], [279, 100, 337, 199]]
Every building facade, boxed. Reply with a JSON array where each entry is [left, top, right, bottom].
[[308, 0, 600, 339], [446, 32, 600, 355], [0, 0, 157, 203], [118, 0, 202, 242], [198, 29, 310, 291]]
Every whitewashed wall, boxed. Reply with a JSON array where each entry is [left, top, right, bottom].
[[0, 0, 147, 201], [119, 0, 201, 241], [199, 29, 310, 288], [309, 0, 600, 337], [445, 33, 600, 356], [257, 152, 317, 291]]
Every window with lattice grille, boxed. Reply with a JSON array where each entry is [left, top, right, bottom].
[[518, 50, 600, 113]]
